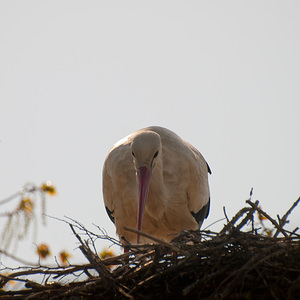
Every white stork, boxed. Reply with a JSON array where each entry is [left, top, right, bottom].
[[102, 126, 211, 245]]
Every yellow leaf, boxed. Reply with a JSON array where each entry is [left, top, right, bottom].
[[18, 198, 34, 215], [41, 181, 57, 196], [59, 250, 71, 265], [266, 229, 273, 237], [99, 247, 115, 259], [257, 206, 267, 222], [36, 243, 51, 259]]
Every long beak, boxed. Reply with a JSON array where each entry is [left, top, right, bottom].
[[136, 166, 152, 243]]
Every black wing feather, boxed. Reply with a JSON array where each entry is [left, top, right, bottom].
[[191, 197, 210, 225], [105, 206, 115, 224]]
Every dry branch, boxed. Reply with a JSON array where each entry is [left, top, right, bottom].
[[123, 226, 190, 255]]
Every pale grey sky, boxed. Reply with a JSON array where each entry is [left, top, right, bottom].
[[1, 1, 299, 264]]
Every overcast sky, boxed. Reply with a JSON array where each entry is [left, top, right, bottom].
[[1, 1, 299, 265]]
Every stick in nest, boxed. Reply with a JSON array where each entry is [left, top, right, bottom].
[[246, 199, 288, 237], [123, 226, 190, 256], [274, 196, 300, 237]]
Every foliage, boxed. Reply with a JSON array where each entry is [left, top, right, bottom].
[[0, 182, 57, 251]]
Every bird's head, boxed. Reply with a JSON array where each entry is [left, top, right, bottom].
[[131, 131, 161, 170], [131, 131, 162, 243]]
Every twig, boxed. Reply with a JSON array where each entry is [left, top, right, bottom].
[[123, 226, 190, 256], [203, 217, 226, 230], [235, 200, 258, 231], [220, 207, 251, 234], [0, 249, 38, 267], [68, 223, 135, 298], [69, 224, 112, 279], [246, 199, 288, 237], [48, 215, 122, 247], [274, 197, 300, 237], [0, 191, 21, 206], [223, 206, 230, 223]]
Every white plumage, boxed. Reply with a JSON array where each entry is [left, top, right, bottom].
[[102, 126, 211, 245]]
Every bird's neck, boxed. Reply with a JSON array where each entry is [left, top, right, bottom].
[[145, 161, 167, 220]]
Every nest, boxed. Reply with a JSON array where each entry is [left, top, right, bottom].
[[1, 198, 300, 299]]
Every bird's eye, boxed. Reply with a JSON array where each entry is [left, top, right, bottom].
[[153, 151, 159, 158], [132, 151, 135, 157]]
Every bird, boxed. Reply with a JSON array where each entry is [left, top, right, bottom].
[[102, 126, 211, 246]]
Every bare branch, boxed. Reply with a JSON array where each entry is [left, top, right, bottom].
[[124, 226, 190, 256], [246, 199, 288, 237], [274, 196, 300, 237]]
